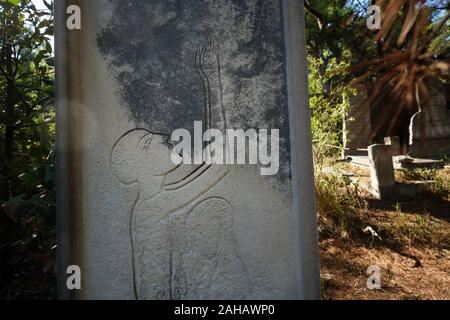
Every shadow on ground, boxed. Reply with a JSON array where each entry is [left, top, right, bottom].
[[366, 192, 450, 222]]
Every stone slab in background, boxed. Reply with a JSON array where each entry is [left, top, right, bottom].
[[368, 144, 395, 200], [343, 84, 372, 156], [409, 78, 450, 158], [384, 136, 402, 156], [56, 0, 319, 299]]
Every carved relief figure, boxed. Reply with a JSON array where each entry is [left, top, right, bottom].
[[110, 32, 249, 299]]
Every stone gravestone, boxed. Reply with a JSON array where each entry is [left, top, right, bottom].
[[384, 136, 401, 156], [56, 0, 319, 299], [343, 84, 372, 156], [409, 78, 450, 158], [368, 144, 395, 200]]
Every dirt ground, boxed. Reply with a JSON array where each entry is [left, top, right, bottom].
[[320, 239, 450, 299], [319, 191, 450, 300]]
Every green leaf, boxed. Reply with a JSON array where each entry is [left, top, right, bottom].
[[7, 0, 20, 6], [43, 164, 53, 184], [5, 195, 26, 215], [43, 0, 53, 11]]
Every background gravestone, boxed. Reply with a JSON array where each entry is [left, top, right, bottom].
[[409, 78, 450, 158], [368, 144, 395, 200], [343, 84, 372, 156], [56, 0, 319, 299]]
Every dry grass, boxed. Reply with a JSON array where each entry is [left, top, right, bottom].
[[316, 163, 450, 299]]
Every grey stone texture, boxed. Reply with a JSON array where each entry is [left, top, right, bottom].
[[56, 0, 320, 299], [368, 144, 395, 200], [343, 84, 372, 156], [409, 79, 450, 158], [384, 136, 401, 156]]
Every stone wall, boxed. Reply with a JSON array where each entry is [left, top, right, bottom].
[[409, 79, 450, 158], [343, 84, 372, 156]]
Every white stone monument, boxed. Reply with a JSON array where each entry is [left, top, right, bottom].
[[56, 0, 320, 299]]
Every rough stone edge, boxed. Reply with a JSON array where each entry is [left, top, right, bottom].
[[282, 0, 321, 300], [55, 0, 70, 300], [56, 0, 85, 300]]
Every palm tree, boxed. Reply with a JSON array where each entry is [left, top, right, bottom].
[[348, 0, 449, 145]]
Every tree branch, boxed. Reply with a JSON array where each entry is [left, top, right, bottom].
[[304, 0, 324, 30]]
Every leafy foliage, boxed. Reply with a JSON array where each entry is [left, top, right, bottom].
[[308, 54, 355, 164], [305, 0, 449, 145], [0, 0, 55, 299], [349, 0, 450, 139], [315, 170, 367, 241]]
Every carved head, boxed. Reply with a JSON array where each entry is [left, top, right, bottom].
[[111, 129, 178, 184]]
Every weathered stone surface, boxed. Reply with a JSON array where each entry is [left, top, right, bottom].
[[396, 157, 445, 170], [368, 144, 395, 200], [56, 0, 319, 299], [343, 84, 372, 156], [409, 79, 450, 158], [384, 136, 401, 156]]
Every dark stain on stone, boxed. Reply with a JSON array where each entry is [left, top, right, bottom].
[[97, 0, 291, 181]]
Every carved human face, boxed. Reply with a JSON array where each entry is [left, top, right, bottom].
[[135, 133, 178, 176]]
